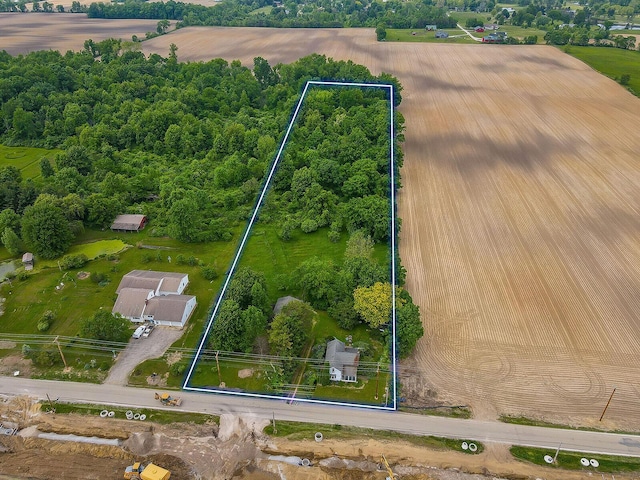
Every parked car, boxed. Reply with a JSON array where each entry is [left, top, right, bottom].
[[132, 325, 145, 339], [142, 325, 154, 338]]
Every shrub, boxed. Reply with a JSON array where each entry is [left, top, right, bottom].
[[201, 265, 218, 281], [620, 74, 631, 86], [170, 363, 186, 376], [37, 320, 50, 332], [32, 348, 60, 367], [60, 253, 88, 270], [140, 252, 153, 264], [22, 344, 31, 357], [187, 255, 198, 266], [300, 218, 318, 233], [17, 270, 30, 281], [176, 254, 186, 265], [327, 229, 341, 243], [90, 272, 106, 284]]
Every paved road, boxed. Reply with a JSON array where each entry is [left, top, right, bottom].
[[3, 376, 640, 458]]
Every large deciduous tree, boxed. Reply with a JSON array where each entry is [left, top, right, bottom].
[[353, 281, 395, 329], [80, 310, 130, 342], [21, 196, 73, 259]]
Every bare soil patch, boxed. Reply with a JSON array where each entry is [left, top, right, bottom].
[[4, 396, 631, 480], [0, 13, 158, 55], [142, 29, 640, 429]]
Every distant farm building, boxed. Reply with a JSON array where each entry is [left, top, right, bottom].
[[22, 252, 34, 271], [435, 31, 449, 38], [111, 214, 147, 232], [425, 24, 437, 31], [112, 270, 196, 328], [325, 338, 360, 383]]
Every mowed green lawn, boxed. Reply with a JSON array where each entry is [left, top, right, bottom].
[[0, 145, 58, 179], [386, 28, 475, 43], [566, 46, 640, 95], [0, 227, 239, 341]]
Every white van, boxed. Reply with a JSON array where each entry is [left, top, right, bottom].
[[132, 325, 146, 339]]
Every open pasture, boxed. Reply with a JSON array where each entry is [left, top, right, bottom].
[[0, 13, 158, 55], [142, 28, 640, 428]]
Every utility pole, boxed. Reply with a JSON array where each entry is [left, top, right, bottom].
[[599, 387, 617, 422], [53, 336, 67, 368], [375, 364, 380, 400], [272, 412, 277, 434], [553, 442, 562, 463], [215, 350, 222, 385], [46, 393, 55, 413]]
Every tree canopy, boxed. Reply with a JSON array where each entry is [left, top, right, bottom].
[[80, 310, 131, 342]]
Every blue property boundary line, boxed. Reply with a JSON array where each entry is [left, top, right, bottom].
[[183, 80, 398, 411]]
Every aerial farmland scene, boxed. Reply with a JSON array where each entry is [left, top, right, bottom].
[[1, 0, 640, 478]]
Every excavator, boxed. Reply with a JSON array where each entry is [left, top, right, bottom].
[[154, 392, 182, 406], [381, 454, 398, 480]]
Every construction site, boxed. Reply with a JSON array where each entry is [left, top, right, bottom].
[[3, 393, 640, 480]]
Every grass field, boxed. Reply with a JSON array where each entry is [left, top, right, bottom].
[[565, 46, 640, 95], [0, 144, 58, 179], [249, 5, 272, 15], [0, 227, 238, 339], [264, 420, 484, 454], [386, 28, 475, 43], [511, 446, 640, 473]]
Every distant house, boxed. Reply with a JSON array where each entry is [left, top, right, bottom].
[[435, 31, 449, 38], [111, 214, 147, 232], [474, 26, 485, 32], [325, 338, 360, 383], [22, 252, 34, 271], [425, 24, 437, 31], [112, 270, 196, 328]]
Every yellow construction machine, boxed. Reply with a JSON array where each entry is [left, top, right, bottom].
[[124, 462, 171, 480], [154, 392, 182, 406], [381, 454, 398, 480]]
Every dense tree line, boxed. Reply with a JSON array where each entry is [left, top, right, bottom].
[[0, 44, 402, 258], [82, 0, 455, 29]]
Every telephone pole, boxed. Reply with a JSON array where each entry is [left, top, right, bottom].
[[53, 336, 67, 368], [599, 387, 617, 422]]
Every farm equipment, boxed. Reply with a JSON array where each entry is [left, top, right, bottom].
[[124, 462, 171, 480], [154, 392, 182, 406], [381, 454, 398, 480]]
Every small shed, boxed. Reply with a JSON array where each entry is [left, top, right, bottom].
[[425, 24, 437, 31], [22, 252, 34, 271], [273, 296, 303, 315], [111, 214, 147, 232]]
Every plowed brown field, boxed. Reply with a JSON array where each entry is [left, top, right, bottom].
[[143, 28, 640, 428], [4, 21, 640, 429], [0, 13, 158, 55]]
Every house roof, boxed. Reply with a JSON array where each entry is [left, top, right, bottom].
[[273, 296, 303, 314], [145, 295, 195, 323], [112, 288, 150, 318], [111, 214, 146, 231], [325, 338, 360, 373], [116, 270, 187, 294]]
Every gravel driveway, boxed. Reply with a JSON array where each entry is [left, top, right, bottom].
[[104, 327, 184, 385]]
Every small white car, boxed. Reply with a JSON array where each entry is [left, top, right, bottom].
[[142, 325, 154, 338], [132, 325, 145, 339]]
